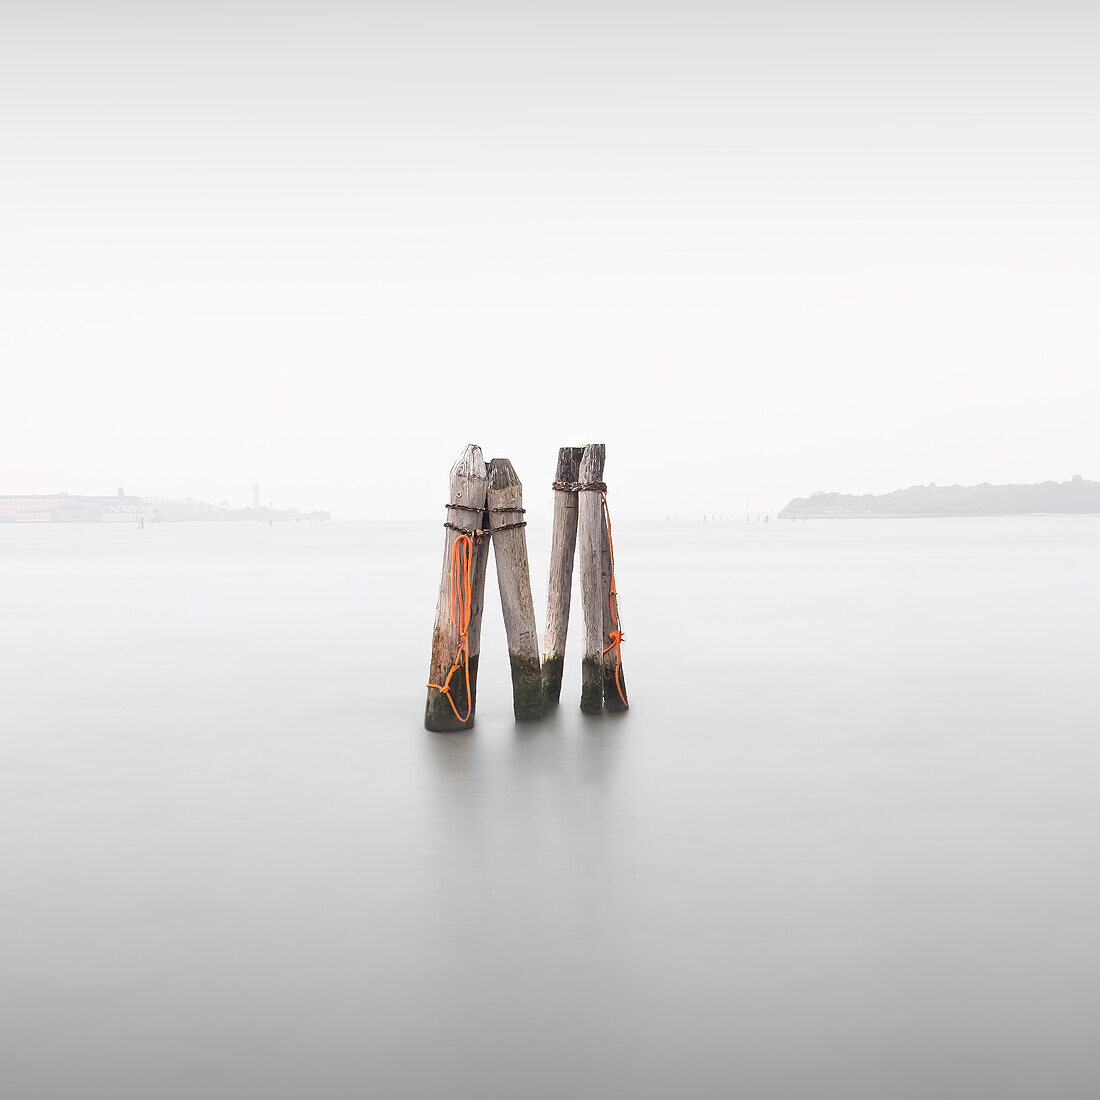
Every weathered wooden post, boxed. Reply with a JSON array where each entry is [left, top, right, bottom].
[[600, 503, 629, 711], [487, 457, 545, 720], [425, 444, 489, 732], [542, 445, 584, 705], [577, 443, 606, 713]]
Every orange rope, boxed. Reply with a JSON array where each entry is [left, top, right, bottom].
[[601, 494, 628, 708], [427, 532, 476, 722]]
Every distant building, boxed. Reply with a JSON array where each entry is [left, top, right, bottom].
[[1, 491, 324, 523], [0, 493, 154, 522], [0, 495, 68, 522]]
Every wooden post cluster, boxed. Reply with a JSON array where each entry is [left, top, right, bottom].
[[545, 442, 628, 715], [426, 445, 548, 730], [425, 441, 628, 731]]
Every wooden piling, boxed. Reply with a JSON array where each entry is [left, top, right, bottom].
[[542, 445, 584, 706], [600, 503, 629, 711], [487, 457, 545, 720], [577, 443, 606, 714], [425, 444, 489, 732]]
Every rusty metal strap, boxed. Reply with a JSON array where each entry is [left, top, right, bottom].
[[444, 522, 487, 540], [552, 481, 607, 493]]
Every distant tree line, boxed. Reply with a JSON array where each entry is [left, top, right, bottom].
[[779, 475, 1100, 517], [152, 499, 330, 522]]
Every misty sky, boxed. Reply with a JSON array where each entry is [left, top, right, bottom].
[[2, 1, 1098, 517]]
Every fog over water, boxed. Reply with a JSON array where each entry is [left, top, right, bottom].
[[4, 1, 1100, 515], [4, 517, 1098, 1099]]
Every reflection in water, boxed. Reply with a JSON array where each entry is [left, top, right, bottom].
[[423, 713, 625, 956]]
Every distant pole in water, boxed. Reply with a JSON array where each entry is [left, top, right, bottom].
[[488, 458, 545, 720], [542, 446, 584, 706], [425, 444, 489, 732]]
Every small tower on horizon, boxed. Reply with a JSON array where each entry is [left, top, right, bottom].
[[252, 483, 260, 510]]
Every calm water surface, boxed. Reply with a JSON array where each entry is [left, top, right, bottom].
[[3, 518, 1098, 1098]]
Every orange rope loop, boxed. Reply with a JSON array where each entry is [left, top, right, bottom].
[[600, 494, 629, 708], [427, 531, 476, 722]]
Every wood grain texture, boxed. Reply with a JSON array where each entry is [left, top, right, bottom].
[[577, 443, 606, 713], [488, 457, 545, 720], [542, 445, 584, 705], [425, 444, 488, 732]]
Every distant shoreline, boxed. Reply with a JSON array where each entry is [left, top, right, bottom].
[[779, 476, 1100, 520], [0, 492, 329, 524], [780, 512, 1100, 520]]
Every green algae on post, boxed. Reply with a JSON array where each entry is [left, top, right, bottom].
[[509, 652, 545, 720]]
